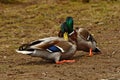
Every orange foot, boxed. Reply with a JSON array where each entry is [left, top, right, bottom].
[[89, 48, 93, 57], [56, 60, 75, 64]]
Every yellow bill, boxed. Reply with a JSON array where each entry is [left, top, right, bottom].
[[63, 32, 68, 41]]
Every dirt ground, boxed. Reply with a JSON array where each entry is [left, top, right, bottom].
[[0, 1, 120, 80]]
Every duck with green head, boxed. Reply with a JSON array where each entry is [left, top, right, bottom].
[[16, 37, 77, 64], [58, 16, 101, 56], [59, 17, 75, 41]]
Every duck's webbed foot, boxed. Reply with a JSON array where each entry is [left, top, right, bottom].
[[56, 60, 75, 64], [89, 48, 93, 57]]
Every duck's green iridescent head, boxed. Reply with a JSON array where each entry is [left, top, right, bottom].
[[58, 16, 74, 41], [60, 22, 69, 41], [66, 16, 74, 34], [60, 22, 68, 33]]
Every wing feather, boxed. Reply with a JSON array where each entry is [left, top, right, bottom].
[[29, 37, 61, 50]]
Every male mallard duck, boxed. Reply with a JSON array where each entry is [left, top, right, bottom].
[[58, 16, 101, 56], [16, 37, 77, 64]]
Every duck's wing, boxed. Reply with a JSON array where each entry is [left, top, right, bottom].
[[54, 41, 73, 53], [76, 28, 97, 42], [29, 37, 73, 53], [17, 36, 74, 53], [29, 37, 60, 50], [87, 34, 96, 42]]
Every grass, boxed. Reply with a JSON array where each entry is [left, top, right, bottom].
[[0, 0, 119, 62], [0, 1, 120, 80], [0, 1, 119, 53]]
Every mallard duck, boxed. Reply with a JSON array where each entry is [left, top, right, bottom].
[[58, 16, 101, 56], [16, 37, 77, 64]]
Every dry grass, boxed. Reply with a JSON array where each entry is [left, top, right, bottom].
[[0, 0, 120, 80]]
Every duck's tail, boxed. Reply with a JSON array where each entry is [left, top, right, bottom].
[[93, 47, 102, 54], [16, 44, 34, 55]]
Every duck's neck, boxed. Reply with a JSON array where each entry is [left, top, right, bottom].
[[68, 30, 77, 44]]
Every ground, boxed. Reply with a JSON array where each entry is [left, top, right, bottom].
[[0, 0, 120, 80]]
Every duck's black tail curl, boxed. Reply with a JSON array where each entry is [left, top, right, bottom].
[[94, 48, 100, 52], [18, 44, 30, 51], [93, 47, 102, 54], [16, 44, 34, 55]]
